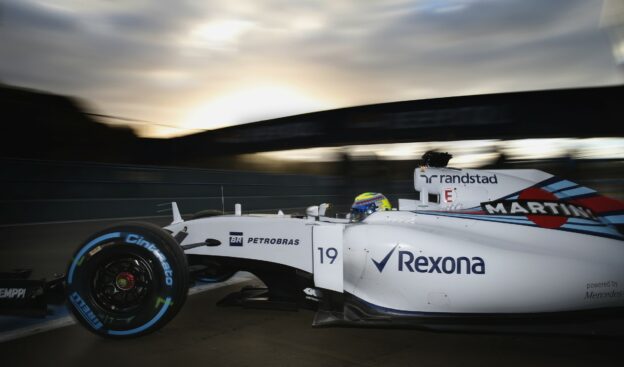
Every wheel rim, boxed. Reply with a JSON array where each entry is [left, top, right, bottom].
[[91, 255, 154, 313]]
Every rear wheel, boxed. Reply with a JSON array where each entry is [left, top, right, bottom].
[[66, 222, 189, 338]]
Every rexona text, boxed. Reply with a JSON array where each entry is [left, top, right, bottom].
[[399, 252, 486, 274]]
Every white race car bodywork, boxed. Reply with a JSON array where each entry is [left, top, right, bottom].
[[165, 167, 624, 327]]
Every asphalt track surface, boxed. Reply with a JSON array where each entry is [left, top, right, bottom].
[[2, 218, 624, 366], [1, 280, 624, 367]]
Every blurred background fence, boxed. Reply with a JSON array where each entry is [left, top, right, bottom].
[[0, 158, 415, 225]]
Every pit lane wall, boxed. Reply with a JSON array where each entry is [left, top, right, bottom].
[[0, 158, 413, 225]]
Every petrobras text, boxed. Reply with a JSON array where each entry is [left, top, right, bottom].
[[229, 232, 243, 246], [248, 237, 300, 245]]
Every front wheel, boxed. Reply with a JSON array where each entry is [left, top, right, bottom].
[[66, 222, 189, 338]]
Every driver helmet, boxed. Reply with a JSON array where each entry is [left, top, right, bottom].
[[350, 192, 392, 222]]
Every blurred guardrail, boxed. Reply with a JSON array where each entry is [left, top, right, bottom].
[[0, 159, 414, 225]]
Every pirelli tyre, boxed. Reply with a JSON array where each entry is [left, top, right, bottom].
[[65, 222, 189, 338]]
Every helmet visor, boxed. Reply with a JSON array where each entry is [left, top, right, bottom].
[[349, 204, 376, 222]]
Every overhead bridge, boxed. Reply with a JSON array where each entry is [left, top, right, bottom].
[[171, 85, 624, 155]]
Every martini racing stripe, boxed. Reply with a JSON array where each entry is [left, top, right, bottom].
[[550, 185, 580, 194], [555, 187, 596, 199], [432, 211, 615, 229], [417, 211, 533, 221], [603, 214, 624, 224], [542, 180, 577, 192], [415, 211, 623, 240], [561, 223, 622, 237], [567, 217, 607, 226], [416, 211, 534, 224]]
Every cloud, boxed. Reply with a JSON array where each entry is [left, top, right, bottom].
[[0, 0, 621, 137], [1, 0, 79, 32]]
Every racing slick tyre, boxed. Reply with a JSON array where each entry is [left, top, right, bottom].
[[65, 222, 189, 338]]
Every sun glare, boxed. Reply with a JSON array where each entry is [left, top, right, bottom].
[[182, 85, 329, 131], [189, 19, 255, 50]]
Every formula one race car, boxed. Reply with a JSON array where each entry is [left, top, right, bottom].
[[3, 154, 624, 338]]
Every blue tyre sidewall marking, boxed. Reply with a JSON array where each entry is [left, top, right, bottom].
[[69, 231, 176, 335], [67, 232, 121, 285], [107, 297, 172, 336], [69, 291, 104, 330]]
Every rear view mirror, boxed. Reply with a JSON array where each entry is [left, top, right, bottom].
[[306, 206, 319, 217]]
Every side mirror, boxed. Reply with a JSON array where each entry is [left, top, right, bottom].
[[306, 205, 319, 217], [319, 203, 330, 216]]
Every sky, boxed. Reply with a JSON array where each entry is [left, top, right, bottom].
[[0, 0, 622, 138]]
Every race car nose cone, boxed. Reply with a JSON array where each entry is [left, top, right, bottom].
[[115, 272, 136, 291]]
